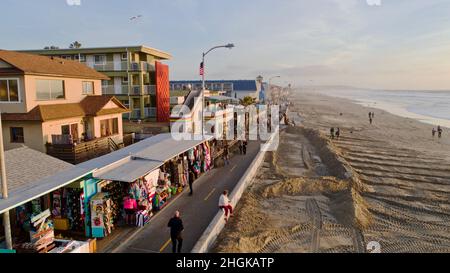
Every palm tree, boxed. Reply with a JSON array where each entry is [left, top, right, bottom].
[[69, 41, 82, 49]]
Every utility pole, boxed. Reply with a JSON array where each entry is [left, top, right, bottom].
[[0, 115, 13, 249]]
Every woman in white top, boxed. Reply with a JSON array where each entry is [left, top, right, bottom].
[[219, 190, 233, 221]]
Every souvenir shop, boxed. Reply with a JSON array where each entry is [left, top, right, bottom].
[[9, 180, 93, 253], [85, 141, 213, 238]]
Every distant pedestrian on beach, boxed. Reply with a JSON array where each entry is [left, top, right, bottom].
[[432, 128, 437, 138], [330, 127, 335, 139], [438, 126, 443, 138], [369, 116, 373, 125], [219, 190, 233, 222], [167, 211, 184, 253], [335, 128, 341, 140]]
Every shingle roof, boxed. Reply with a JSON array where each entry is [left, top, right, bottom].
[[0, 50, 109, 80], [170, 80, 258, 91], [2, 146, 73, 195], [1, 96, 130, 122]]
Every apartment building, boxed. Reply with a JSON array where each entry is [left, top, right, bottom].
[[0, 50, 130, 153], [22, 46, 172, 122]]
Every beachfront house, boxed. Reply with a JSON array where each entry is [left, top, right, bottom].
[[0, 50, 130, 160]]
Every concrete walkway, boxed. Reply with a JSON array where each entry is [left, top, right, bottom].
[[111, 141, 261, 253]]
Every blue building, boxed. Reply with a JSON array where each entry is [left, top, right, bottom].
[[170, 76, 264, 102]]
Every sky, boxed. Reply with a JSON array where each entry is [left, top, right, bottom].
[[1, 0, 450, 90]]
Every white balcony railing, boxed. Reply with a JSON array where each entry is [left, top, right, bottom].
[[143, 85, 156, 95], [145, 107, 157, 118], [102, 85, 115, 94], [129, 61, 155, 72], [87, 61, 154, 72]]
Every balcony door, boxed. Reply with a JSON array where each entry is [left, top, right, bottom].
[[61, 123, 79, 142]]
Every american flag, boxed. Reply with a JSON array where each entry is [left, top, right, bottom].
[[199, 62, 204, 76]]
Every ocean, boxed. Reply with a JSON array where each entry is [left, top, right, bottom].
[[317, 89, 450, 128]]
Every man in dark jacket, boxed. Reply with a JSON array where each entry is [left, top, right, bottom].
[[167, 211, 184, 253]]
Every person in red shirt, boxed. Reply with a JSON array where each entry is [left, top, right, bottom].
[[123, 194, 137, 225]]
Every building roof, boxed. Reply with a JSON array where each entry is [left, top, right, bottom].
[[1, 95, 130, 122], [93, 133, 213, 182], [0, 50, 109, 80], [206, 95, 240, 103], [0, 134, 211, 213], [3, 147, 74, 194], [170, 80, 258, 91], [0, 147, 91, 214], [20, 45, 172, 60]]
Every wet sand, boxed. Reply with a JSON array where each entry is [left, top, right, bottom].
[[212, 90, 450, 253]]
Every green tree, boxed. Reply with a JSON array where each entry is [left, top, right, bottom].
[[240, 96, 256, 106]]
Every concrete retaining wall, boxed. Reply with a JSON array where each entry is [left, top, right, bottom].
[[191, 132, 279, 253]]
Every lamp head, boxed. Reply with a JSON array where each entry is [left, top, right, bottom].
[[225, 43, 235, 49]]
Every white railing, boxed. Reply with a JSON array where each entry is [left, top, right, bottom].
[[129, 61, 155, 72], [143, 85, 156, 95], [87, 61, 154, 72], [102, 85, 115, 94], [144, 107, 157, 117]]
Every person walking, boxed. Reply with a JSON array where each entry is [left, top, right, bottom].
[[219, 190, 233, 222], [335, 128, 341, 140], [238, 140, 243, 155], [188, 168, 194, 196], [223, 144, 230, 165], [432, 128, 437, 138], [167, 211, 184, 253], [330, 127, 335, 139], [243, 140, 248, 155], [438, 125, 443, 138]]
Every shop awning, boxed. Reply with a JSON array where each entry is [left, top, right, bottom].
[[93, 158, 163, 183], [93, 134, 213, 183], [0, 167, 92, 214]]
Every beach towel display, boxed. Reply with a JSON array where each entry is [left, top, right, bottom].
[[65, 188, 84, 232], [103, 182, 127, 225]]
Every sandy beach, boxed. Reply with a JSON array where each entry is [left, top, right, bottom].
[[212, 89, 450, 253]]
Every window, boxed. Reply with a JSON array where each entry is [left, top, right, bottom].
[[121, 53, 128, 61], [61, 55, 72, 60], [61, 124, 79, 141], [0, 79, 19, 102], [122, 76, 129, 83], [121, 99, 129, 107], [36, 79, 65, 100], [82, 81, 94, 95], [100, 118, 119, 137], [94, 55, 106, 65], [10, 127, 24, 143], [74, 54, 86, 62]]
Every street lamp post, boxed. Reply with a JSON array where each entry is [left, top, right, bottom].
[[201, 43, 235, 136]]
